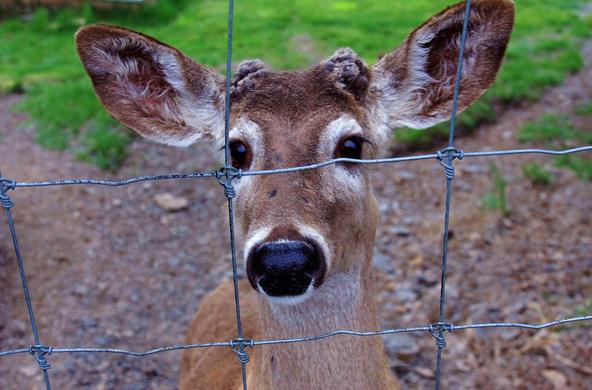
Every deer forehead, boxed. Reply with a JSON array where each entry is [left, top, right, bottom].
[[231, 112, 369, 225]]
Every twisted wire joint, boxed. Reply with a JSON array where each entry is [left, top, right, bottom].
[[216, 167, 242, 199], [230, 338, 253, 364], [429, 322, 453, 349], [436, 147, 464, 179], [0, 177, 16, 209], [29, 345, 52, 370]]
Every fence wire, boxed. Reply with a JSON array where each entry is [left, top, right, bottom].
[[1, 0, 592, 389]]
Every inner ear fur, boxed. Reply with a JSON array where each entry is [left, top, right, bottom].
[[371, 0, 515, 131], [76, 24, 225, 147]]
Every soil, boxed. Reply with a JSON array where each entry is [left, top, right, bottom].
[[0, 43, 591, 390]]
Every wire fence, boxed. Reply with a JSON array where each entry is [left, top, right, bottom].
[[1, 0, 592, 389]]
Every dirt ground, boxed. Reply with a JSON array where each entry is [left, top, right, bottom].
[[0, 42, 591, 389]]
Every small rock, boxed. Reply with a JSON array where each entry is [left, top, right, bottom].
[[73, 283, 89, 296], [112, 198, 122, 207], [542, 369, 568, 389], [410, 255, 424, 268], [94, 335, 118, 347], [469, 232, 482, 242], [462, 164, 486, 174], [373, 251, 394, 273], [499, 328, 521, 341], [154, 193, 189, 212], [388, 227, 410, 237], [414, 366, 435, 379], [417, 273, 438, 287], [81, 318, 98, 330], [19, 364, 38, 377], [398, 171, 416, 181], [396, 288, 418, 302], [383, 334, 420, 363]]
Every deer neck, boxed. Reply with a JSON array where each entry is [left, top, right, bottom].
[[250, 253, 394, 390]]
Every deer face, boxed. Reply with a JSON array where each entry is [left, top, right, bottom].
[[230, 61, 381, 300], [76, 0, 514, 302]]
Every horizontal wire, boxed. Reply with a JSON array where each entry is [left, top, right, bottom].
[[8, 145, 592, 188], [13, 172, 216, 188], [1, 315, 589, 359]]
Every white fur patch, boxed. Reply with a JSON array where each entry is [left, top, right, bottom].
[[269, 271, 362, 321], [370, 30, 437, 135], [159, 51, 225, 146], [295, 224, 332, 270], [242, 225, 273, 264], [262, 283, 315, 306], [228, 118, 262, 151], [88, 37, 224, 147], [319, 115, 366, 195]]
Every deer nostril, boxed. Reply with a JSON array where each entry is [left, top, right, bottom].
[[247, 240, 325, 297]]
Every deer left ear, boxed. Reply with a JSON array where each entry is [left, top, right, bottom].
[[369, 0, 515, 133], [76, 24, 225, 147]]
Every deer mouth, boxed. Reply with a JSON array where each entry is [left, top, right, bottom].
[[246, 239, 326, 299]]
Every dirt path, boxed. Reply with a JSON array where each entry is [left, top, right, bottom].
[[0, 44, 591, 389]]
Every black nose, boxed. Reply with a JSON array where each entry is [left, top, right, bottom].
[[247, 240, 325, 297]]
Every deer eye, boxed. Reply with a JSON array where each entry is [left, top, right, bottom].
[[229, 140, 251, 169], [335, 136, 366, 160]]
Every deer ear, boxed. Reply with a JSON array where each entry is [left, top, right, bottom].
[[369, 0, 514, 133], [76, 24, 225, 147]]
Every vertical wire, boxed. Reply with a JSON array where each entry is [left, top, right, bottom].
[[223, 0, 234, 168], [222, 0, 249, 389], [447, 0, 472, 147], [434, 1, 472, 389], [1, 170, 52, 390]]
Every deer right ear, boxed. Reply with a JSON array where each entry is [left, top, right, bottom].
[[369, 0, 514, 135], [76, 24, 225, 147]]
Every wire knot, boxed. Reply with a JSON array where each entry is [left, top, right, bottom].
[[0, 177, 16, 209], [29, 344, 52, 370], [436, 147, 464, 179], [230, 338, 253, 364], [429, 322, 453, 349], [215, 167, 242, 199]]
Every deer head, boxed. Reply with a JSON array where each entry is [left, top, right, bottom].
[[76, 0, 514, 305]]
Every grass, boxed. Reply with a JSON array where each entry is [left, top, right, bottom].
[[0, 0, 590, 169], [575, 102, 592, 116], [482, 162, 509, 216], [522, 162, 554, 186], [518, 112, 592, 181]]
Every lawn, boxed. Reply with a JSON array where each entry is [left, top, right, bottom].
[[0, 0, 590, 170], [519, 109, 592, 182]]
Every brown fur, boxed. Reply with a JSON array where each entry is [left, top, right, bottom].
[[75, 1, 515, 389]]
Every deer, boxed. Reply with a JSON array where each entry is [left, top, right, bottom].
[[75, 0, 514, 388]]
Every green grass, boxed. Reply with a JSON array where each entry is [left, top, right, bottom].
[[518, 112, 592, 181], [517, 113, 590, 144], [575, 102, 592, 116], [482, 162, 509, 216], [0, 0, 590, 169], [522, 162, 554, 186]]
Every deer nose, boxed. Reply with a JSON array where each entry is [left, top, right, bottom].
[[247, 240, 326, 297]]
